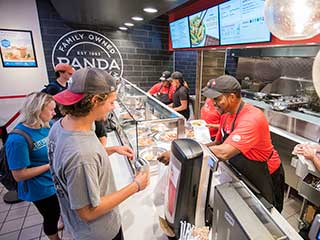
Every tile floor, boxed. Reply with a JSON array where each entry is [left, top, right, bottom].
[[0, 185, 72, 240], [0, 184, 303, 240]]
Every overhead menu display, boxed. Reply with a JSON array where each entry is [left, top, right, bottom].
[[189, 6, 219, 47], [169, 17, 191, 49], [219, 0, 271, 45]]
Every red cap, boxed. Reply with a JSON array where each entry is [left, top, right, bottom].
[[53, 90, 85, 106], [54, 63, 75, 74]]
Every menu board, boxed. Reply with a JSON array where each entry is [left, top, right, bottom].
[[219, 0, 271, 45], [189, 6, 219, 47], [169, 17, 191, 49]]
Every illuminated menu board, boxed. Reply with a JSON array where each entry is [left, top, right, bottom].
[[189, 6, 219, 47], [169, 17, 191, 49], [219, 0, 271, 45]]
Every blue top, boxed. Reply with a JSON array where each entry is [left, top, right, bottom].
[[5, 123, 56, 202]]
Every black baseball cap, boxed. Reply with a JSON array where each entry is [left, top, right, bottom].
[[159, 71, 171, 81], [171, 71, 183, 81], [202, 75, 241, 99]]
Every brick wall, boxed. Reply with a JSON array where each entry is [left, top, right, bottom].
[[36, 0, 174, 92], [174, 51, 197, 94]]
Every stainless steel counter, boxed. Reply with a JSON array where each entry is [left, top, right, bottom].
[[243, 97, 320, 143]]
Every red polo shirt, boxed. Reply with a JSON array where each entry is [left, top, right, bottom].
[[148, 82, 176, 101], [200, 98, 221, 137], [216, 103, 281, 174]]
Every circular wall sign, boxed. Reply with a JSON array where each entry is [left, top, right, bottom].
[[52, 29, 123, 78]]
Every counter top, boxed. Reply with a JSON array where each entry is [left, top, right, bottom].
[[243, 97, 320, 126], [107, 131, 168, 240]]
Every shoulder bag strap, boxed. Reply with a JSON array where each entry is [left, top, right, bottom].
[[10, 129, 34, 151]]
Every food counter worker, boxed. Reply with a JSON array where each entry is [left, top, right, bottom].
[[200, 97, 221, 141], [292, 143, 320, 238], [169, 71, 190, 120], [159, 75, 285, 212], [148, 71, 176, 105]]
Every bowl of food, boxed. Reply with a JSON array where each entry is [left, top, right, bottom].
[[157, 131, 177, 142], [190, 120, 207, 127], [138, 137, 155, 147], [190, 16, 206, 46], [139, 147, 167, 173]]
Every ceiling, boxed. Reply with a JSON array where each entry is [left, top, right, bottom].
[[50, 0, 190, 29]]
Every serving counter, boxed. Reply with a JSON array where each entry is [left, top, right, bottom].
[[105, 82, 303, 240]]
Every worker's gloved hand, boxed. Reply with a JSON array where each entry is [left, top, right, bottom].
[[157, 151, 171, 165]]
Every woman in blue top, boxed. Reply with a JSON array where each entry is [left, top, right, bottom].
[[6, 92, 61, 240]]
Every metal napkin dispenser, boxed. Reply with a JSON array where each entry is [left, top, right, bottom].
[[164, 139, 203, 238]]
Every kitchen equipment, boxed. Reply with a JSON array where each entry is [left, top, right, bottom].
[[253, 92, 267, 101], [212, 182, 289, 240], [270, 100, 288, 112], [308, 214, 320, 240], [164, 139, 204, 238]]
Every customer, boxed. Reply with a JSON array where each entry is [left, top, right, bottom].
[[148, 71, 176, 104], [159, 75, 285, 212], [42, 63, 75, 95], [170, 71, 190, 119], [293, 143, 320, 171], [6, 92, 60, 240], [48, 68, 149, 240], [200, 97, 221, 140]]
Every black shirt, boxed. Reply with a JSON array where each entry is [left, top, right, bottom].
[[173, 85, 190, 119], [94, 120, 107, 139]]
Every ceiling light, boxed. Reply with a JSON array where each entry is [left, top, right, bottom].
[[119, 27, 128, 31], [131, 16, 144, 21], [124, 22, 134, 27], [143, 8, 158, 13]]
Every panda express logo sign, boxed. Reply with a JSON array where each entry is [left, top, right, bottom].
[[52, 30, 123, 78]]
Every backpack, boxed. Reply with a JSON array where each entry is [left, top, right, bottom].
[[41, 81, 63, 94], [0, 129, 33, 191]]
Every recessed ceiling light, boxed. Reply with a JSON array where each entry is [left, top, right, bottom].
[[131, 16, 144, 21], [143, 8, 158, 13], [119, 27, 128, 31], [124, 22, 134, 27]]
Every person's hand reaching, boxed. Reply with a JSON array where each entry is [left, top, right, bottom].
[[157, 151, 170, 165]]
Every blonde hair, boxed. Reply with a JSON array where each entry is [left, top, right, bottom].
[[20, 92, 55, 128]]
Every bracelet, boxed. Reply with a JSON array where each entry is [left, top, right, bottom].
[[133, 180, 141, 192]]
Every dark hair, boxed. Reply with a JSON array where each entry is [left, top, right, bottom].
[[60, 92, 114, 117]]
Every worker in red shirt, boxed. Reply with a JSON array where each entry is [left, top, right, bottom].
[[148, 71, 176, 105], [203, 75, 285, 212], [200, 98, 221, 140]]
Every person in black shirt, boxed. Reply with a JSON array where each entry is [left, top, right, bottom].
[[170, 71, 190, 120]]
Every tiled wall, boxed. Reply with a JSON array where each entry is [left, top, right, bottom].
[[174, 51, 198, 94], [36, 0, 175, 92]]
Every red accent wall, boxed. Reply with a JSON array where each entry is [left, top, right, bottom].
[[168, 0, 320, 51]]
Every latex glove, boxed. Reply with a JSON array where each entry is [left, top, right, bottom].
[[157, 151, 171, 166]]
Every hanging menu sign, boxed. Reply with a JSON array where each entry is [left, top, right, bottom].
[[169, 17, 191, 49], [219, 0, 271, 45]]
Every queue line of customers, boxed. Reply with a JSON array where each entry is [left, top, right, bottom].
[[5, 66, 149, 240]]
